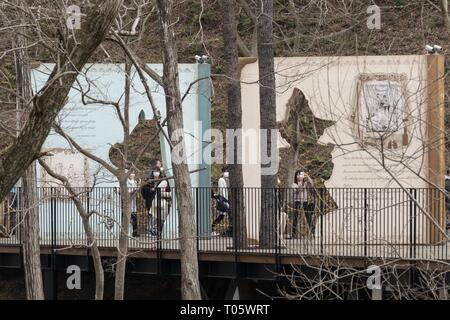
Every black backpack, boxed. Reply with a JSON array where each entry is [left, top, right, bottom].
[[141, 174, 157, 211], [216, 195, 230, 213]]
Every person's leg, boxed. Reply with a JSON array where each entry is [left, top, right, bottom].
[[156, 202, 170, 235], [213, 212, 225, 226], [141, 187, 151, 212], [227, 209, 233, 234], [225, 213, 233, 236], [287, 212, 294, 238], [145, 197, 152, 213], [131, 212, 138, 237], [147, 213, 154, 234], [309, 203, 316, 234], [293, 202, 301, 238], [156, 217, 163, 235], [303, 202, 314, 235]]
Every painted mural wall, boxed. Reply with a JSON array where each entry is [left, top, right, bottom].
[[31, 63, 211, 240], [240, 55, 444, 244]]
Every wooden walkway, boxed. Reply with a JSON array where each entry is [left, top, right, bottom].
[[1, 234, 449, 263]]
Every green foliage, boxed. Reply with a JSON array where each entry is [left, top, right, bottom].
[[185, 0, 221, 27], [394, 0, 405, 7]]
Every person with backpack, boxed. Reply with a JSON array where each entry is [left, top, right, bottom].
[[213, 168, 232, 236], [151, 169, 172, 236], [140, 159, 162, 236], [211, 191, 231, 236]]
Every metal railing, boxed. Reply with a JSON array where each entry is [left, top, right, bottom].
[[0, 187, 449, 261]]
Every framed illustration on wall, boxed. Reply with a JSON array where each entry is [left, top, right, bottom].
[[352, 73, 412, 150]]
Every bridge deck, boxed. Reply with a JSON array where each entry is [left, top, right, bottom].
[[1, 235, 449, 263]]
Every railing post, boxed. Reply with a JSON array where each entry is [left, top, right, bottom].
[[413, 189, 417, 259], [233, 187, 238, 274], [275, 187, 280, 275], [86, 187, 91, 247], [156, 187, 162, 275], [17, 187, 22, 245], [195, 188, 199, 249], [364, 188, 368, 257], [409, 188, 413, 259], [320, 188, 324, 255], [51, 187, 56, 249], [50, 187, 57, 300]]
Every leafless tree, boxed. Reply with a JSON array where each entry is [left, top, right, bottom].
[[257, 0, 278, 248], [13, 0, 44, 299], [273, 252, 450, 300], [155, 0, 201, 300], [440, 0, 450, 35], [222, 0, 247, 248], [38, 159, 105, 300], [0, 0, 123, 202], [51, 67, 134, 299]]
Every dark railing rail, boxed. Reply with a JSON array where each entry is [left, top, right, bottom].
[[0, 187, 449, 262]]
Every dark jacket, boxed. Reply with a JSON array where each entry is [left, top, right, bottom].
[[215, 195, 230, 213]]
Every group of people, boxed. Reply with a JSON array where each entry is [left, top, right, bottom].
[[127, 157, 320, 239], [209, 168, 318, 238], [211, 168, 232, 236], [130, 159, 172, 237]]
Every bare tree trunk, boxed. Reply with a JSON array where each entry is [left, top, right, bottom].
[[114, 60, 132, 300], [14, 4, 44, 298], [20, 166, 44, 300], [237, 0, 258, 55], [257, 0, 278, 248], [114, 178, 131, 300], [222, 0, 248, 248], [50, 58, 133, 299], [38, 160, 104, 300], [156, 0, 201, 300], [82, 214, 105, 300], [440, 0, 450, 35]]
